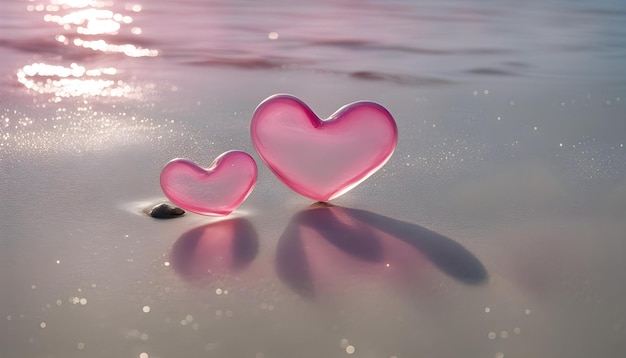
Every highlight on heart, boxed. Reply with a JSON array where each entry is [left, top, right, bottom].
[[251, 94, 398, 202], [157, 94, 397, 217], [159, 150, 257, 216]]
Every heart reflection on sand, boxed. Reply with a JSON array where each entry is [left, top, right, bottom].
[[276, 204, 487, 297], [170, 218, 258, 282]]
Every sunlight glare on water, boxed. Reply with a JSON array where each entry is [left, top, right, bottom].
[[15, 62, 137, 98], [19, 0, 157, 100], [0, 0, 173, 153]]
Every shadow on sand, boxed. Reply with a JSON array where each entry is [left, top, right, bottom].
[[276, 204, 487, 297], [170, 218, 258, 282]]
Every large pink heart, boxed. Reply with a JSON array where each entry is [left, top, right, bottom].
[[251, 94, 398, 201], [160, 151, 257, 216]]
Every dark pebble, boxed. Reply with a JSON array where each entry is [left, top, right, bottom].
[[149, 203, 185, 218]]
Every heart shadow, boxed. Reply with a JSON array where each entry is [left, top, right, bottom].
[[276, 204, 488, 297], [170, 218, 259, 283]]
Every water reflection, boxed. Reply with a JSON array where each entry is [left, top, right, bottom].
[[30, 0, 157, 57], [18, 0, 157, 99], [17, 62, 127, 98], [276, 204, 487, 297]]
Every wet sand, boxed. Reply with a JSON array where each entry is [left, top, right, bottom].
[[2, 66, 626, 357], [2, 0, 626, 357]]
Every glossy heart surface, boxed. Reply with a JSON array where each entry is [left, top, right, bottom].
[[251, 94, 398, 201], [160, 151, 257, 216]]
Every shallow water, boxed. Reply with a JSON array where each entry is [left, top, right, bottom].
[[1, 0, 626, 357], [2, 0, 626, 95]]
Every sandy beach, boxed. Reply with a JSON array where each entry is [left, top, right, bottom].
[[2, 0, 626, 357]]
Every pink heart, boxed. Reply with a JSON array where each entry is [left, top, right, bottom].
[[251, 94, 398, 201], [160, 151, 257, 216]]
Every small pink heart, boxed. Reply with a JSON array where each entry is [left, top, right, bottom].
[[160, 151, 257, 216], [251, 94, 398, 201]]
